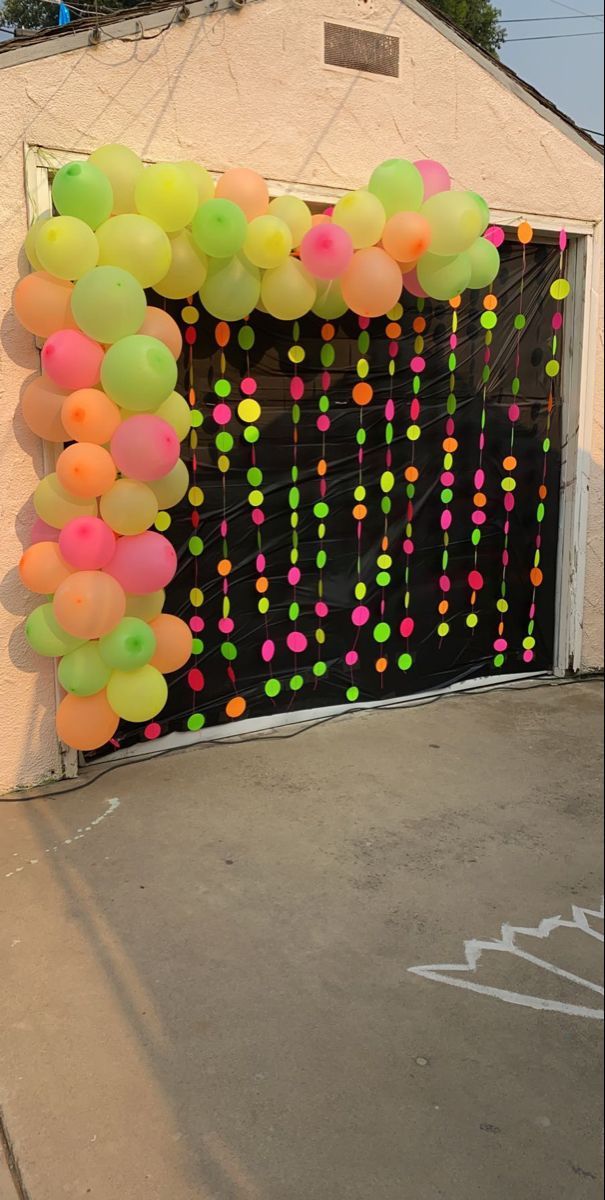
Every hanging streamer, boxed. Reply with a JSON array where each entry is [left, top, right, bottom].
[[312, 324, 335, 685], [465, 288, 500, 629]]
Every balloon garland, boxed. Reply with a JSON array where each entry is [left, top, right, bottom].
[[14, 144, 500, 752]]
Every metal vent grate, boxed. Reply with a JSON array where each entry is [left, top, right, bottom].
[[324, 21, 400, 78]]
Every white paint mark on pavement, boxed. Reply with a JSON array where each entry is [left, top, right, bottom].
[[3, 798, 120, 881]]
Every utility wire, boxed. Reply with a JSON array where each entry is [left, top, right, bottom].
[[506, 29, 604, 39], [502, 12, 603, 18]]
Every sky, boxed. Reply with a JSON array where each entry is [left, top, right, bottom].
[[498, 0, 604, 142]]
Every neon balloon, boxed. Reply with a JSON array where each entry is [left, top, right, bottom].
[[106, 664, 168, 723], [61, 388, 121, 445], [25, 602, 85, 657], [56, 442, 116, 499], [34, 473, 97, 529], [149, 613, 192, 672], [134, 162, 198, 233], [58, 643, 111, 697], [401, 266, 428, 298], [191, 199, 247, 258], [53, 570, 126, 639], [89, 143, 143, 213], [13, 272, 76, 338], [421, 191, 483, 256], [56, 690, 119, 751], [24, 213, 49, 271], [125, 589, 165, 621], [244, 216, 293, 269], [41, 329, 104, 391], [100, 478, 158, 535], [98, 616, 156, 670], [19, 541, 72, 594], [148, 459, 189, 509], [138, 309, 182, 359], [466, 237, 500, 289], [104, 530, 177, 594], [35, 215, 99, 280], [71, 266, 146, 344], [368, 158, 424, 217], [332, 190, 385, 250], [341, 248, 402, 318], [96, 214, 171, 288], [179, 161, 215, 205], [59, 516, 116, 570], [413, 159, 451, 200], [155, 392, 191, 440], [467, 191, 490, 235], [200, 254, 261, 322], [261, 258, 316, 320], [52, 161, 113, 230], [382, 212, 432, 263], [312, 278, 348, 320], [111, 414, 179, 482], [154, 230, 208, 300], [417, 251, 472, 301], [300, 223, 353, 279], [215, 167, 269, 220], [268, 196, 312, 247], [22, 376, 67, 442], [101, 334, 177, 411]]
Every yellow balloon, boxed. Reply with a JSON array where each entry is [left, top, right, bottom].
[[134, 163, 198, 233], [148, 459, 189, 509], [89, 144, 144, 214], [420, 192, 483, 257], [179, 161, 215, 205], [99, 478, 158, 535], [24, 213, 50, 270], [261, 258, 317, 320], [35, 215, 99, 280], [268, 195, 312, 247], [312, 278, 348, 319], [332, 190, 385, 249], [154, 230, 208, 300], [245, 215, 292, 269], [33, 473, 97, 529], [156, 392, 192, 441], [107, 664, 168, 722], [200, 255, 261, 321], [125, 589, 165, 621], [96, 214, 171, 288]]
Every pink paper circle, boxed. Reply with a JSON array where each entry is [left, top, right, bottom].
[[494, 638, 507, 653], [345, 650, 359, 666], [218, 617, 234, 634], [485, 225, 505, 248], [240, 377, 257, 396], [351, 604, 370, 627], [317, 415, 331, 433], [440, 511, 452, 531], [189, 615, 204, 633], [288, 566, 301, 586], [287, 631, 307, 653], [468, 569, 484, 591], [213, 403, 232, 426], [399, 616, 414, 638], [315, 601, 328, 618], [290, 377, 304, 402], [261, 639, 275, 663]]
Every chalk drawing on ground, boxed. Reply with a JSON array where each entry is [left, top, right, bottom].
[[408, 900, 604, 1019], [3, 797, 121, 881]]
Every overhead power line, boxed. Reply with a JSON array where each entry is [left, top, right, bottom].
[[506, 30, 604, 39], [502, 12, 603, 18]]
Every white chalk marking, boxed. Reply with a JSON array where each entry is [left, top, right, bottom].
[[3, 798, 120, 881], [408, 900, 604, 1019]]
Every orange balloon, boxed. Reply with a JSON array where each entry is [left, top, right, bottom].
[[53, 570, 126, 639], [61, 388, 121, 445], [56, 690, 119, 751], [382, 212, 432, 263], [312, 214, 331, 228], [56, 443, 116, 499], [19, 541, 72, 594], [149, 613, 192, 672], [341, 248, 403, 318], [21, 375, 67, 442], [215, 167, 269, 221], [13, 272, 76, 338], [137, 307, 183, 359]]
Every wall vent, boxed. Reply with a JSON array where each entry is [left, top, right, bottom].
[[324, 21, 400, 78]]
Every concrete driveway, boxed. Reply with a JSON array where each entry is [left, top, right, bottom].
[[1, 680, 603, 1199]]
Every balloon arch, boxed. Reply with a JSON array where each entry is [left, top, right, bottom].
[[14, 145, 504, 753]]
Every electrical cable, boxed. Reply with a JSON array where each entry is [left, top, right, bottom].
[[506, 30, 604, 39], [1, 672, 601, 804], [501, 12, 603, 18]]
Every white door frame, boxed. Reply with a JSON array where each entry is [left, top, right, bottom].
[[23, 143, 601, 771]]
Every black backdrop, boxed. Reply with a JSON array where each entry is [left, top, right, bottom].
[[88, 237, 563, 755]]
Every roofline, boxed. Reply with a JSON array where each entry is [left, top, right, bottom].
[[0, 0, 602, 165]]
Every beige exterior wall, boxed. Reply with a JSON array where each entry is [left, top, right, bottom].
[[0, 0, 602, 791]]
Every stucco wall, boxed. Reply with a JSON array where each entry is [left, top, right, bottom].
[[0, 0, 602, 791]]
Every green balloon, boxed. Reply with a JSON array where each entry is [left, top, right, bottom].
[[200, 254, 261, 321], [98, 617, 156, 670], [467, 238, 500, 289], [467, 191, 490, 235], [101, 334, 177, 411], [417, 251, 472, 301], [312, 278, 347, 319], [52, 161, 113, 230], [192, 199, 247, 258], [25, 603, 85, 657], [421, 192, 483, 256], [58, 642, 112, 696], [368, 158, 424, 218], [71, 267, 147, 344]]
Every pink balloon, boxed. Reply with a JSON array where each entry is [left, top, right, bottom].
[[41, 329, 104, 391], [111, 414, 180, 482], [105, 531, 177, 594], [401, 266, 428, 299], [30, 517, 60, 544], [300, 224, 353, 280], [414, 159, 451, 200], [59, 516, 116, 570]]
